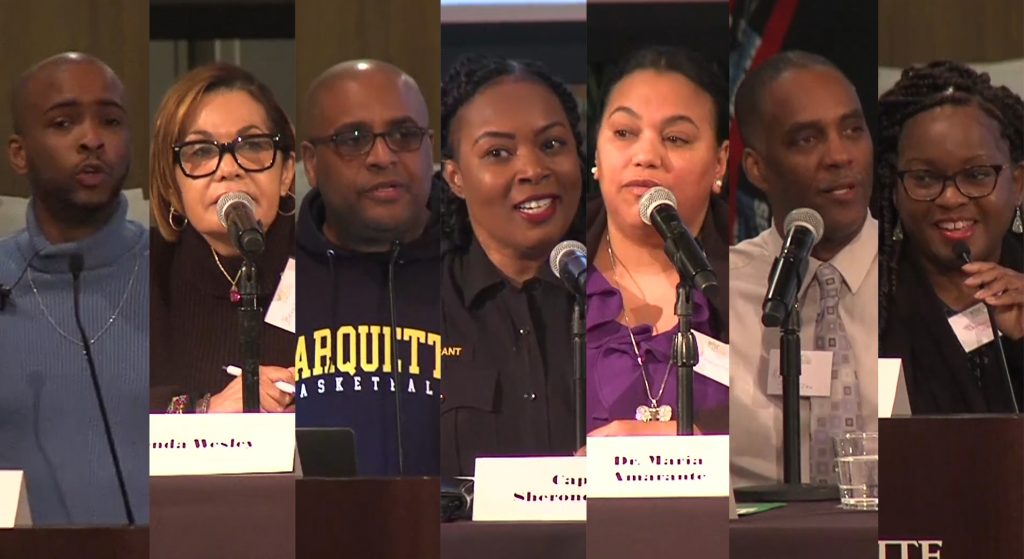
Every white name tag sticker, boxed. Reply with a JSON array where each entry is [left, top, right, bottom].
[[472, 456, 586, 522], [694, 331, 729, 387], [948, 303, 995, 353], [0, 470, 31, 527], [265, 257, 296, 333], [766, 349, 833, 397], [587, 435, 729, 499], [150, 414, 295, 476]]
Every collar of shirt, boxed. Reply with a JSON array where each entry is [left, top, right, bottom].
[[456, 236, 563, 307]]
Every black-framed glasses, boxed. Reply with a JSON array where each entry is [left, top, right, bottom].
[[895, 164, 1005, 201], [173, 133, 282, 179], [308, 126, 431, 157]]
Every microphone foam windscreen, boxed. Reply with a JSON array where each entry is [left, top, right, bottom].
[[953, 240, 971, 263], [638, 187, 677, 226], [216, 191, 256, 227], [783, 207, 825, 244], [549, 240, 587, 277], [68, 253, 84, 275]]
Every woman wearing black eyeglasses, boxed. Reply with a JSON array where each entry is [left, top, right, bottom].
[[877, 61, 1024, 413], [149, 63, 297, 414]]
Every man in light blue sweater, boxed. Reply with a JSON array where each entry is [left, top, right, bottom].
[[0, 53, 148, 526]]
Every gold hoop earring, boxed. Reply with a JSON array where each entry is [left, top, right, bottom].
[[168, 206, 188, 231], [278, 190, 297, 217]]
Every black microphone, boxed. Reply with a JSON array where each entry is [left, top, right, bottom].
[[953, 241, 1019, 413], [761, 208, 825, 328], [0, 249, 44, 311], [68, 254, 135, 525], [217, 192, 265, 257], [953, 241, 972, 267], [549, 239, 588, 447], [639, 187, 717, 295], [549, 240, 587, 299]]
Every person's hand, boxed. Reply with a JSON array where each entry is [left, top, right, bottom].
[[963, 262, 1024, 340], [208, 366, 296, 413], [575, 420, 705, 455]]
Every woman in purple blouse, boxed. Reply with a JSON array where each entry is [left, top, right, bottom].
[[586, 47, 730, 437]]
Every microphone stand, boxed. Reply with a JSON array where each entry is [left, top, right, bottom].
[[70, 262, 135, 525], [985, 305, 1019, 413], [388, 242, 406, 475], [572, 296, 586, 449], [238, 258, 262, 413], [734, 304, 837, 502], [673, 280, 697, 435]]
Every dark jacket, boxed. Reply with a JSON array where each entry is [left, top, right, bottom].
[[439, 238, 577, 476], [294, 188, 441, 476], [882, 234, 1023, 414]]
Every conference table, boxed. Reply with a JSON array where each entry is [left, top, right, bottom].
[[0, 476, 286, 559], [441, 501, 877, 559], [731, 501, 877, 558], [0, 526, 147, 558], [151, 474, 295, 559], [1, 479, 876, 558]]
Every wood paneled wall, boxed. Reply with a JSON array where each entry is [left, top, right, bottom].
[[0, 0, 149, 197], [295, 0, 440, 159]]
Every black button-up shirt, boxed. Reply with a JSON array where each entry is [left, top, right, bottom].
[[440, 239, 577, 476]]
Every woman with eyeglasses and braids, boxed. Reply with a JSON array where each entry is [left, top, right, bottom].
[[438, 54, 586, 476], [876, 61, 1024, 414], [149, 63, 297, 414]]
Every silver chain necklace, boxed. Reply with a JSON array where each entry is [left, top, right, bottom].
[[27, 245, 143, 347], [605, 233, 672, 422]]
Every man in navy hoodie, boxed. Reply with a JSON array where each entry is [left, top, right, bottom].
[[295, 60, 440, 476]]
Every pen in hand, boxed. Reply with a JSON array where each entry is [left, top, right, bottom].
[[223, 365, 296, 395]]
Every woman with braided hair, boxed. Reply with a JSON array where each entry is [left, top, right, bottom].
[[876, 61, 1023, 413], [438, 54, 585, 475]]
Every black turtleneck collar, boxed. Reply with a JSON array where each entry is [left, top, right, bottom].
[[157, 212, 294, 299]]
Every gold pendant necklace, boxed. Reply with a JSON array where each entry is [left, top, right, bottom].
[[210, 246, 242, 303]]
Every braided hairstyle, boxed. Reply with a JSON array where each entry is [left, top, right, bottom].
[[875, 61, 1024, 335], [439, 54, 586, 251]]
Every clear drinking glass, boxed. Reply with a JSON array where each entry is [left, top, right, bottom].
[[833, 432, 878, 511]]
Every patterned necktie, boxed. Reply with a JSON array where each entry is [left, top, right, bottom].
[[809, 263, 864, 485]]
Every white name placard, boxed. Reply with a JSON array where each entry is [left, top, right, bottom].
[[587, 435, 729, 499], [150, 414, 295, 476], [879, 358, 912, 418], [473, 456, 586, 521], [0, 470, 31, 527]]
